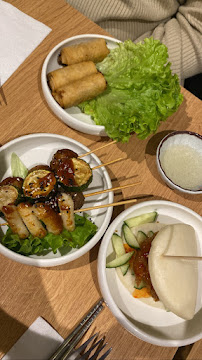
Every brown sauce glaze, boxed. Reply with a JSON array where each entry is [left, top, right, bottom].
[[28, 165, 51, 174], [24, 172, 56, 198], [0, 177, 23, 190], [133, 233, 159, 301], [56, 159, 76, 187], [50, 149, 78, 172]]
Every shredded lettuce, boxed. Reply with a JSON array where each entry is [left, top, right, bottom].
[[2, 214, 97, 256], [79, 38, 183, 142], [11, 152, 28, 178]]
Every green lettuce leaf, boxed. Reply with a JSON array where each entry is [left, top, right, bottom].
[[11, 152, 28, 178], [1, 214, 97, 256], [79, 38, 183, 142]]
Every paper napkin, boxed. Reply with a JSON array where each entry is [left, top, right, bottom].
[[2, 317, 63, 360], [0, 0, 51, 85]]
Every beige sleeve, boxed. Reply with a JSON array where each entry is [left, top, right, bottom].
[[135, 0, 202, 84], [67, 0, 202, 83]]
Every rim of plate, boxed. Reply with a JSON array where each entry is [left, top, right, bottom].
[[41, 34, 121, 135], [97, 200, 202, 347], [0, 133, 113, 267]]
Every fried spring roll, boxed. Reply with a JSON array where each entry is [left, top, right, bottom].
[[33, 203, 63, 235], [52, 72, 107, 109], [17, 203, 47, 238], [58, 38, 110, 65], [47, 61, 98, 92]]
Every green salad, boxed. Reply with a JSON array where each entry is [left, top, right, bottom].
[[79, 38, 183, 142], [2, 213, 97, 256], [0, 153, 97, 256]]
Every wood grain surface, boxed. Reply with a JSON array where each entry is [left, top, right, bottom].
[[0, 1, 201, 359]]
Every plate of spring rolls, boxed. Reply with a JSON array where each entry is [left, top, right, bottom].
[[41, 34, 121, 136], [0, 133, 113, 267]]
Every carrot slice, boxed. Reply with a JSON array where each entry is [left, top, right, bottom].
[[124, 243, 135, 253], [133, 287, 151, 298]]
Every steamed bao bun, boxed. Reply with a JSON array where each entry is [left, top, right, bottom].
[[148, 224, 198, 320]]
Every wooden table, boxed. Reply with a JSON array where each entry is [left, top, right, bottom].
[[0, 1, 202, 359]]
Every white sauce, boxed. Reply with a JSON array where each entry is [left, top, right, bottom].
[[160, 144, 202, 190]]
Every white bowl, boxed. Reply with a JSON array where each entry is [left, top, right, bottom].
[[156, 131, 202, 194], [41, 34, 121, 136], [97, 200, 202, 346], [0, 133, 113, 267]]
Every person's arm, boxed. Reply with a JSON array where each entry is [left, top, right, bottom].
[[135, 0, 202, 84]]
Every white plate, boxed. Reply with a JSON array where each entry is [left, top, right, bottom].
[[0, 133, 113, 267], [97, 200, 202, 346], [41, 34, 121, 136]]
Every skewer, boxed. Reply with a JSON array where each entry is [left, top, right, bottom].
[[164, 255, 202, 260], [92, 157, 124, 170], [84, 181, 142, 198], [78, 140, 117, 158], [0, 198, 138, 226], [74, 198, 137, 213], [0, 181, 142, 228]]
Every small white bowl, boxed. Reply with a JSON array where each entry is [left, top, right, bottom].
[[97, 200, 202, 346], [156, 131, 202, 194], [41, 34, 121, 136], [0, 133, 113, 267]]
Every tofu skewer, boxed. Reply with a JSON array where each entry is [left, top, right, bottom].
[[17, 203, 47, 239], [57, 193, 75, 232], [2, 204, 29, 239], [1, 201, 68, 240], [32, 203, 63, 235]]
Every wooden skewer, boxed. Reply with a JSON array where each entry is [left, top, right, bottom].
[[78, 140, 117, 158], [74, 198, 137, 213], [164, 255, 202, 260], [84, 181, 142, 198], [0, 181, 141, 227], [92, 157, 124, 170], [0, 197, 138, 225]]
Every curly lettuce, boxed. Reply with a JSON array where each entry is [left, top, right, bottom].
[[2, 214, 97, 256], [79, 38, 183, 142]]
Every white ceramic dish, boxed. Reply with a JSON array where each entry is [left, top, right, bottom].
[[41, 34, 121, 136], [97, 200, 202, 346], [0, 133, 113, 267], [156, 131, 202, 194]]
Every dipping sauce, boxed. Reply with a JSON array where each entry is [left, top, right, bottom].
[[160, 144, 202, 190]]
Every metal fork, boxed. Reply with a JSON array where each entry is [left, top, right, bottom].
[[63, 333, 112, 360], [48, 299, 111, 360]]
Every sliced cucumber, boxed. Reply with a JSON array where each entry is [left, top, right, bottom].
[[120, 263, 130, 276], [137, 231, 147, 246], [147, 230, 154, 238], [124, 211, 158, 228], [134, 280, 146, 290], [106, 252, 134, 268], [122, 224, 140, 249], [112, 233, 130, 275], [112, 233, 125, 256]]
